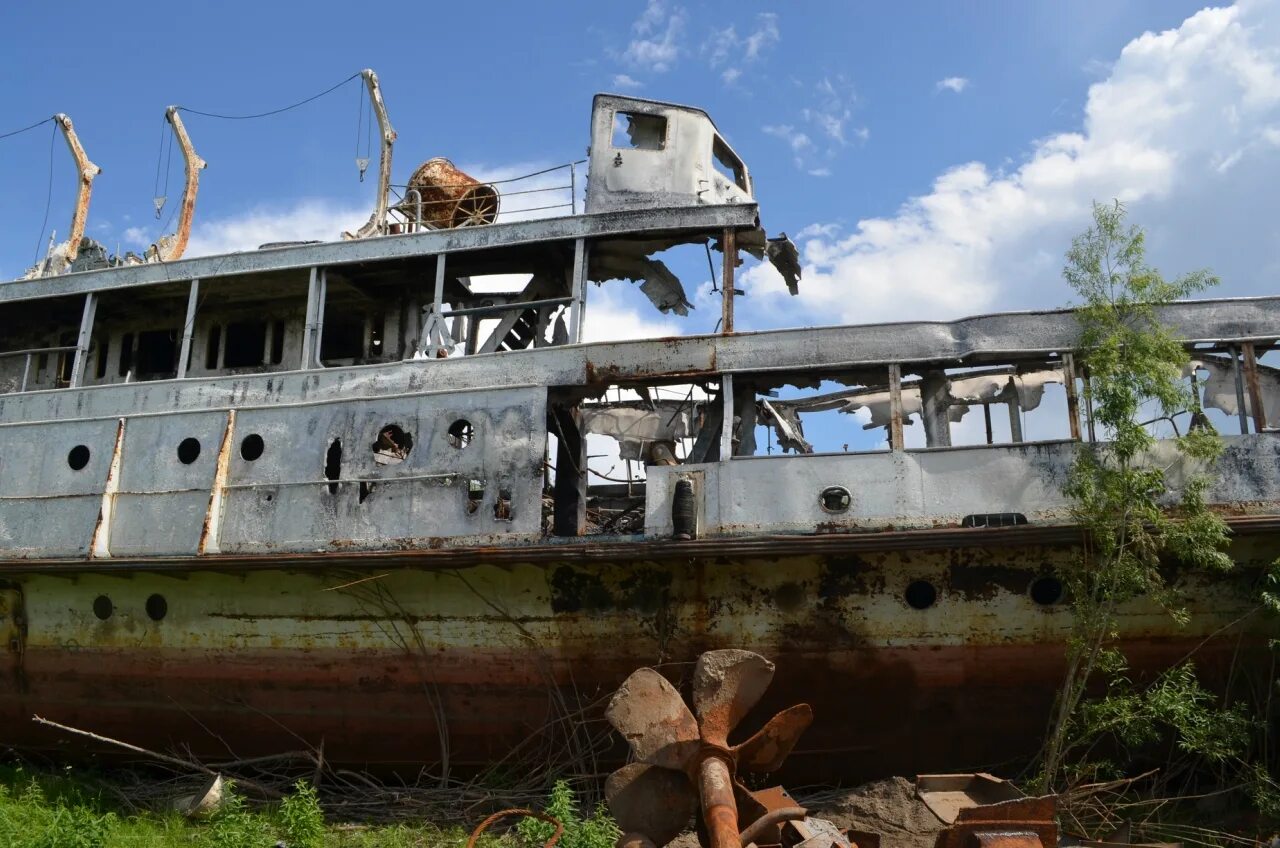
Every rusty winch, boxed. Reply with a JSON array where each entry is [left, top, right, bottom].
[[603, 649, 1057, 848]]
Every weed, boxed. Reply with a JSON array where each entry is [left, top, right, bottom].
[[518, 780, 619, 848], [278, 780, 326, 848]]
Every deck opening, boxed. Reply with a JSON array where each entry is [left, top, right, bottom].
[[240, 434, 264, 461], [447, 419, 473, 449], [176, 437, 201, 465], [145, 594, 167, 621], [904, 580, 937, 610], [358, 481, 374, 503], [324, 439, 342, 495], [92, 595, 113, 620], [494, 487, 512, 521], [466, 479, 483, 514], [372, 425, 412, 464], [1030, 576, 1064, 606], [67, 445, 90, 471]]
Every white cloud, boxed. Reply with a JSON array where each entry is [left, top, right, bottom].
[[704, 13, 779, 85], [766, 74, 861, 173], [740, 1, 1280, 329], [936, 76, 970, 94], [612, 73, 643, 90], [623, 0, 685, 73], [185, 200, 367, 257]]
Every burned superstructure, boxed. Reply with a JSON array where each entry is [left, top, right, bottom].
[[0, 91, 1276, 779]]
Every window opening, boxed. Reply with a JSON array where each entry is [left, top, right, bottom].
[[372, 424, 413, 465], [324, 439, 342, 495], [612, 112, 667, 151], [204, 326, 222, 370], [118, 333, 134, 377], [94, 336, 109, 380], [224, 321, 267, 368], [136, 329, 178, 378], [712, 136, 748, 191], [321, 314, 365, 363], [448, 419, 474, 449], [177, 437, 201, 465], [270, 321, 286, 365]]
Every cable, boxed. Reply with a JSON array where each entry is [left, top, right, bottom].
[[31, 120, 56, 265], [0, 115, 52, 142], [177, 71, 361, 120]]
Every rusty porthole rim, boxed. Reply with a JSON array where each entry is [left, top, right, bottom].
[[818, 485, 852, 514]]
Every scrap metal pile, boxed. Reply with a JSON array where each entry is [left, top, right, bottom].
[[603, 649, 1057, 848]]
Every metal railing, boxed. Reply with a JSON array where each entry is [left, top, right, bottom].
[[386, 159, 586, 233], [0, 345, 77, 392]]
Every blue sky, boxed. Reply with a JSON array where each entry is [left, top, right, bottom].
[[2, 0, 1278, 342]]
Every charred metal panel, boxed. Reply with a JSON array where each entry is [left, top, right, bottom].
[[217, 385, 545, 552], [108, 412, 229, 556], [646, 435, 1280, 538], [586, 95, 753, 213], [0, 205, 760, 301], [0, 418, 120, 557]]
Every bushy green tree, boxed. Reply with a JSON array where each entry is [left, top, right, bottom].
[[1041, 200, 1237, 790]]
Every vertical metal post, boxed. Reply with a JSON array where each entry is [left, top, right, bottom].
[[1083, 366, 1096, 441], [313, 268, 327, 367], [300, 267, 320, 370], [721, 228, 736, 334], [887, 363, 905, 451], [1063, 353, 1082, 441], [20, 354, 31, 392], [720, 375, 735, 460], [1007, 401, 1024, 443], [568, 238, 587, 344], [982, 403, 994, 445], [1230, 345, 1249, 433], [1242, 342, 1268, 432], [569, 162, 577, 215], [176, 279, 200, 379], [69, 292, 97, 388], [433, 253, 447, 315], [919, 370, 952, 447]]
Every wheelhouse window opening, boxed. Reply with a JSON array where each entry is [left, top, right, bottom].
[[711, 136, 748, 192], [612, 112, 667, 151]]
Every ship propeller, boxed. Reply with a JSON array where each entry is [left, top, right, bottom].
[[604, 649, 813, 848]]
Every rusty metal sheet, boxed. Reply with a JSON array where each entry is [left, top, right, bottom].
[[916, 773, 1023, 824]]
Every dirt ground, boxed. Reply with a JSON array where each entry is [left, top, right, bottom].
[[804, 777, 945, 848], [669, 777, 944, 848]]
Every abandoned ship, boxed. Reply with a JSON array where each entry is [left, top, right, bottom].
[[0, 75, 1276, 780]]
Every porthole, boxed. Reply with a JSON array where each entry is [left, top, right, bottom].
[[67, 445, 91, 471], [177, 437, 201, 465], [1030, 576, 1064, 606], [92, 595, 113, 621], [819, 485, 851, 513], [904, 580, 937, 610], [145, 593, 168, 621], [447, 419, 474, 449], [240, 434, 264, 461]]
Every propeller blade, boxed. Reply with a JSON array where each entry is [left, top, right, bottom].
[[731, 703, 813, 773], [606, 668, 700, 770], [605, 763, 695, 848], [692, 649, 776, 747]]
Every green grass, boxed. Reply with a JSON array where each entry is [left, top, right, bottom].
[[0, 764, 500, 848]]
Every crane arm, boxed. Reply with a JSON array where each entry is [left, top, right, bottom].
[[21, 113, 102, 278], [147, 106, 207, 263], [344, 69, 396, 240]]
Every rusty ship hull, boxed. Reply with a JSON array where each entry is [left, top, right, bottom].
[[2, 92, 1279, 781], [4, 527, 1273, 780]]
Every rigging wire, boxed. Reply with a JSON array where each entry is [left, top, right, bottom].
[[175, 71, 361, 120], [0, 115, 53, 142], [31, 120, 56, 265]]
